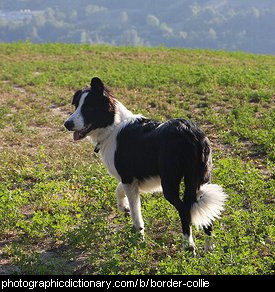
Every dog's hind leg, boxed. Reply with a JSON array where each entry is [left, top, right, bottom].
[[181, 184, 197, 254], [203, 224, 214, 251], [122, 180, 144, 238], [116, 182, 130, 215], [161, 176, 196, 254]]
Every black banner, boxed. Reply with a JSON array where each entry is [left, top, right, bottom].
[[0, 275, 271, 290]]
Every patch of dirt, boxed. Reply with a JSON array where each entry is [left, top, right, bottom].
[[50, 105, 69, 118], [0, 233, 21, 275], [0, 231, 92, 275], [0, 259, 21, 275], [13, 85, 27, 94], [33, 244, 91, 275]]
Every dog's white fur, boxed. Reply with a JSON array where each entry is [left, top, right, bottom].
[[192, 183, 227, 229]]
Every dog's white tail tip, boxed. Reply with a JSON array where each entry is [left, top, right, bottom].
[[191, 183, 228, 229]]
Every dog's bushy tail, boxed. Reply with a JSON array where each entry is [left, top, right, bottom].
[[191, 183, 228, 229]]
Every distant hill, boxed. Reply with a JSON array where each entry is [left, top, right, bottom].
[[0, 0, 274, 54]]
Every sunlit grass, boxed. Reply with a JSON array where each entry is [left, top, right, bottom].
[[0, 43, 274, 275]]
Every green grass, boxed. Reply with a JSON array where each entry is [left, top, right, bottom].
[[0, 43, 274, 275]]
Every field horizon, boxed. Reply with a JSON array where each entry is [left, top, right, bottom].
[[0, 43, 274, 275]]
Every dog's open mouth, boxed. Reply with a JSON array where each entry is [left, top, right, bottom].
[[73, 125, 93, 141]]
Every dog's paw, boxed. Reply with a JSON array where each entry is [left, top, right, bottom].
[[183, 238, 196, 256], [131, 225, 145, 240], [117, 200, 130, 215], [204, 237, 215, 252], [183, 244, 196, 256], [123, 207, 131, 217]]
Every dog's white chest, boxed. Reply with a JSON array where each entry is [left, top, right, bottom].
[[99, 139, 120, 181]]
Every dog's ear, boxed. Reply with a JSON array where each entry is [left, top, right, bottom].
[[72, 90, 82, 107], [90, 77, 104, 94]]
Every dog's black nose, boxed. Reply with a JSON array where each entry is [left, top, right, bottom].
[[64, 120, 74, 131]]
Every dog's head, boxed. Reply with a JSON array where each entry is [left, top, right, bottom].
[[64, 77, 115, 141]]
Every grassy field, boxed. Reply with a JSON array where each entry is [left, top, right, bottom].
[[0, 43, 274, 275]]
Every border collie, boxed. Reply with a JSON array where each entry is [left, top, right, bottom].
[[64, 77, 227, 253]]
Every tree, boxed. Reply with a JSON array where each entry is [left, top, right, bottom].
[[120, 11, 128, 24], [146, 14, 160, 27]]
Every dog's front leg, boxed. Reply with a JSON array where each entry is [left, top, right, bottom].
[[116, 182, 130, 215], [122, 181, 144, 238]]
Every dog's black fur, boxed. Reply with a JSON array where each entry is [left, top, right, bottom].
[[115, 117, 212, 238]]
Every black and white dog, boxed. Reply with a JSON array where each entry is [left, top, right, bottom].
[[64, 77, 227, 253]]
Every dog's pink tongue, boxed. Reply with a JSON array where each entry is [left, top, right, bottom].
[[73, 131, 81, 141]]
